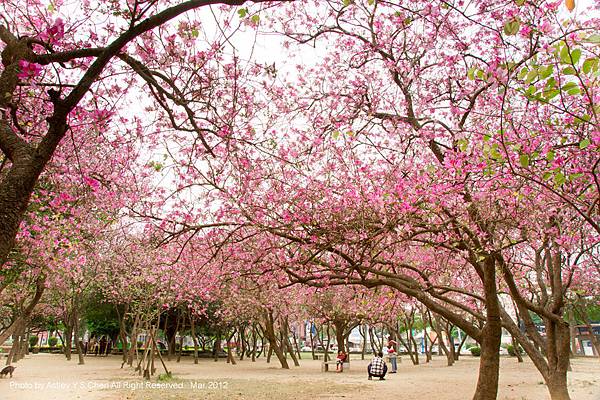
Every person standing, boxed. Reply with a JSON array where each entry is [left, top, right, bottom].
[[387, 336, 398, 373]]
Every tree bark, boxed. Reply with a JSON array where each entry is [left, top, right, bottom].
[[472, 256, 502, 400]]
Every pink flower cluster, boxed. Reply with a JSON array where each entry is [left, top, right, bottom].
[[17, 60, 42, 80], [39, 18, 65, 44]]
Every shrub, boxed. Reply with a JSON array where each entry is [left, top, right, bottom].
[[48, 337, 58, 347], [507, 344, 523, 356], [469, 346, 481, 356], [29, 335, 39, 348]]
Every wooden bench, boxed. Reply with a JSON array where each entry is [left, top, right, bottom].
[[321, 361, 350, 372], [1, 345, 13, 357]]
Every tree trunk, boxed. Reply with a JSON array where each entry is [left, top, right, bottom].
[[472, 256, 502, 400], [511, 335, 523, 363], [190, 314, 199, 365], [0, 276, 46, 346], [73, 311, 85, 365], [226, 330, 237, 365], [213, 332, 221, 362], [545, 369, 571, 400], [359, 325, 367, 360], [282, 318, 299, 367], [64, 324, 73, 361], [261, 312, 289, 369], [432, 313, 454, 367]]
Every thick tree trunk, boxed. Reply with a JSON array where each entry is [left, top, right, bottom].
[[472, 257, 502, 400], [0, 111, 68, 268], [545, 370, 571, 400]]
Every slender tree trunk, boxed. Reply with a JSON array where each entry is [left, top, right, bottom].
[[0, 276, 46, 346], [282, 318, 299, 367], [190, 313, 199, 365], [73, 311, 85, 365], [261, 312, 289, 369], [226, 330, 237, 365], [213, 331, 221, 362], [360, 324, 366, 360], [511, 335, 523, 363], [64, 323, 73, 361]]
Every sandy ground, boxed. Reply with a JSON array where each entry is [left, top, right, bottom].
[[1, 353, 599, 400]]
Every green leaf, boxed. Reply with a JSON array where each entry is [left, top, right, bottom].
[[582, 58, 598, 74], [554, 171, 566, 186], [542, 171, 553, 181], [519, 154, 530, 167], [457, 138, 469, 152], [191, 28, 199, 38], [251, 14, 260, 24], [569, 173, 584, 180], [517, 67, 528, 80], [525, 69, 538, 84], [543, 89, 560, 100], [562, 81, 578, 91], [559, 45, 571, 64], [368, 0, 375, 4], [468, 67, 477, 80], [570, 49, 582, 65], [332, 131, 340, 139], [490, 146, 503, 161], [503, 18, 520, 36], [238, 8, 248, 18], [585, 34, 600, 44], [539, 65, 554, 79], [515, 0, 526, 5], [562, 66, 576, 75], [579, 138, 591, 149], [343, 0, 353, 6], [546, 150, 555, 161]]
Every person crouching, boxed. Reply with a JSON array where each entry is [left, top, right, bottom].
[[367, 351, 387, 380]]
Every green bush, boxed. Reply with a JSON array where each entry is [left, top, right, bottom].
[[469, 346, 481, 357], [29, 335, 39, 348], [48, 337, 58, 347], [507, 344, 523, 356]]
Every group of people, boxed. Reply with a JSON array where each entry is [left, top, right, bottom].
[[334, 336, 398, 380], [83, 336, 112, 356]]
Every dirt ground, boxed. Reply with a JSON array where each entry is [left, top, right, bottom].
[[1, 353, 599, 400]]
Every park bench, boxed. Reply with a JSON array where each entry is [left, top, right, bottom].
[[0, 345, 12, 357], [321, 360, 350, 372]]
